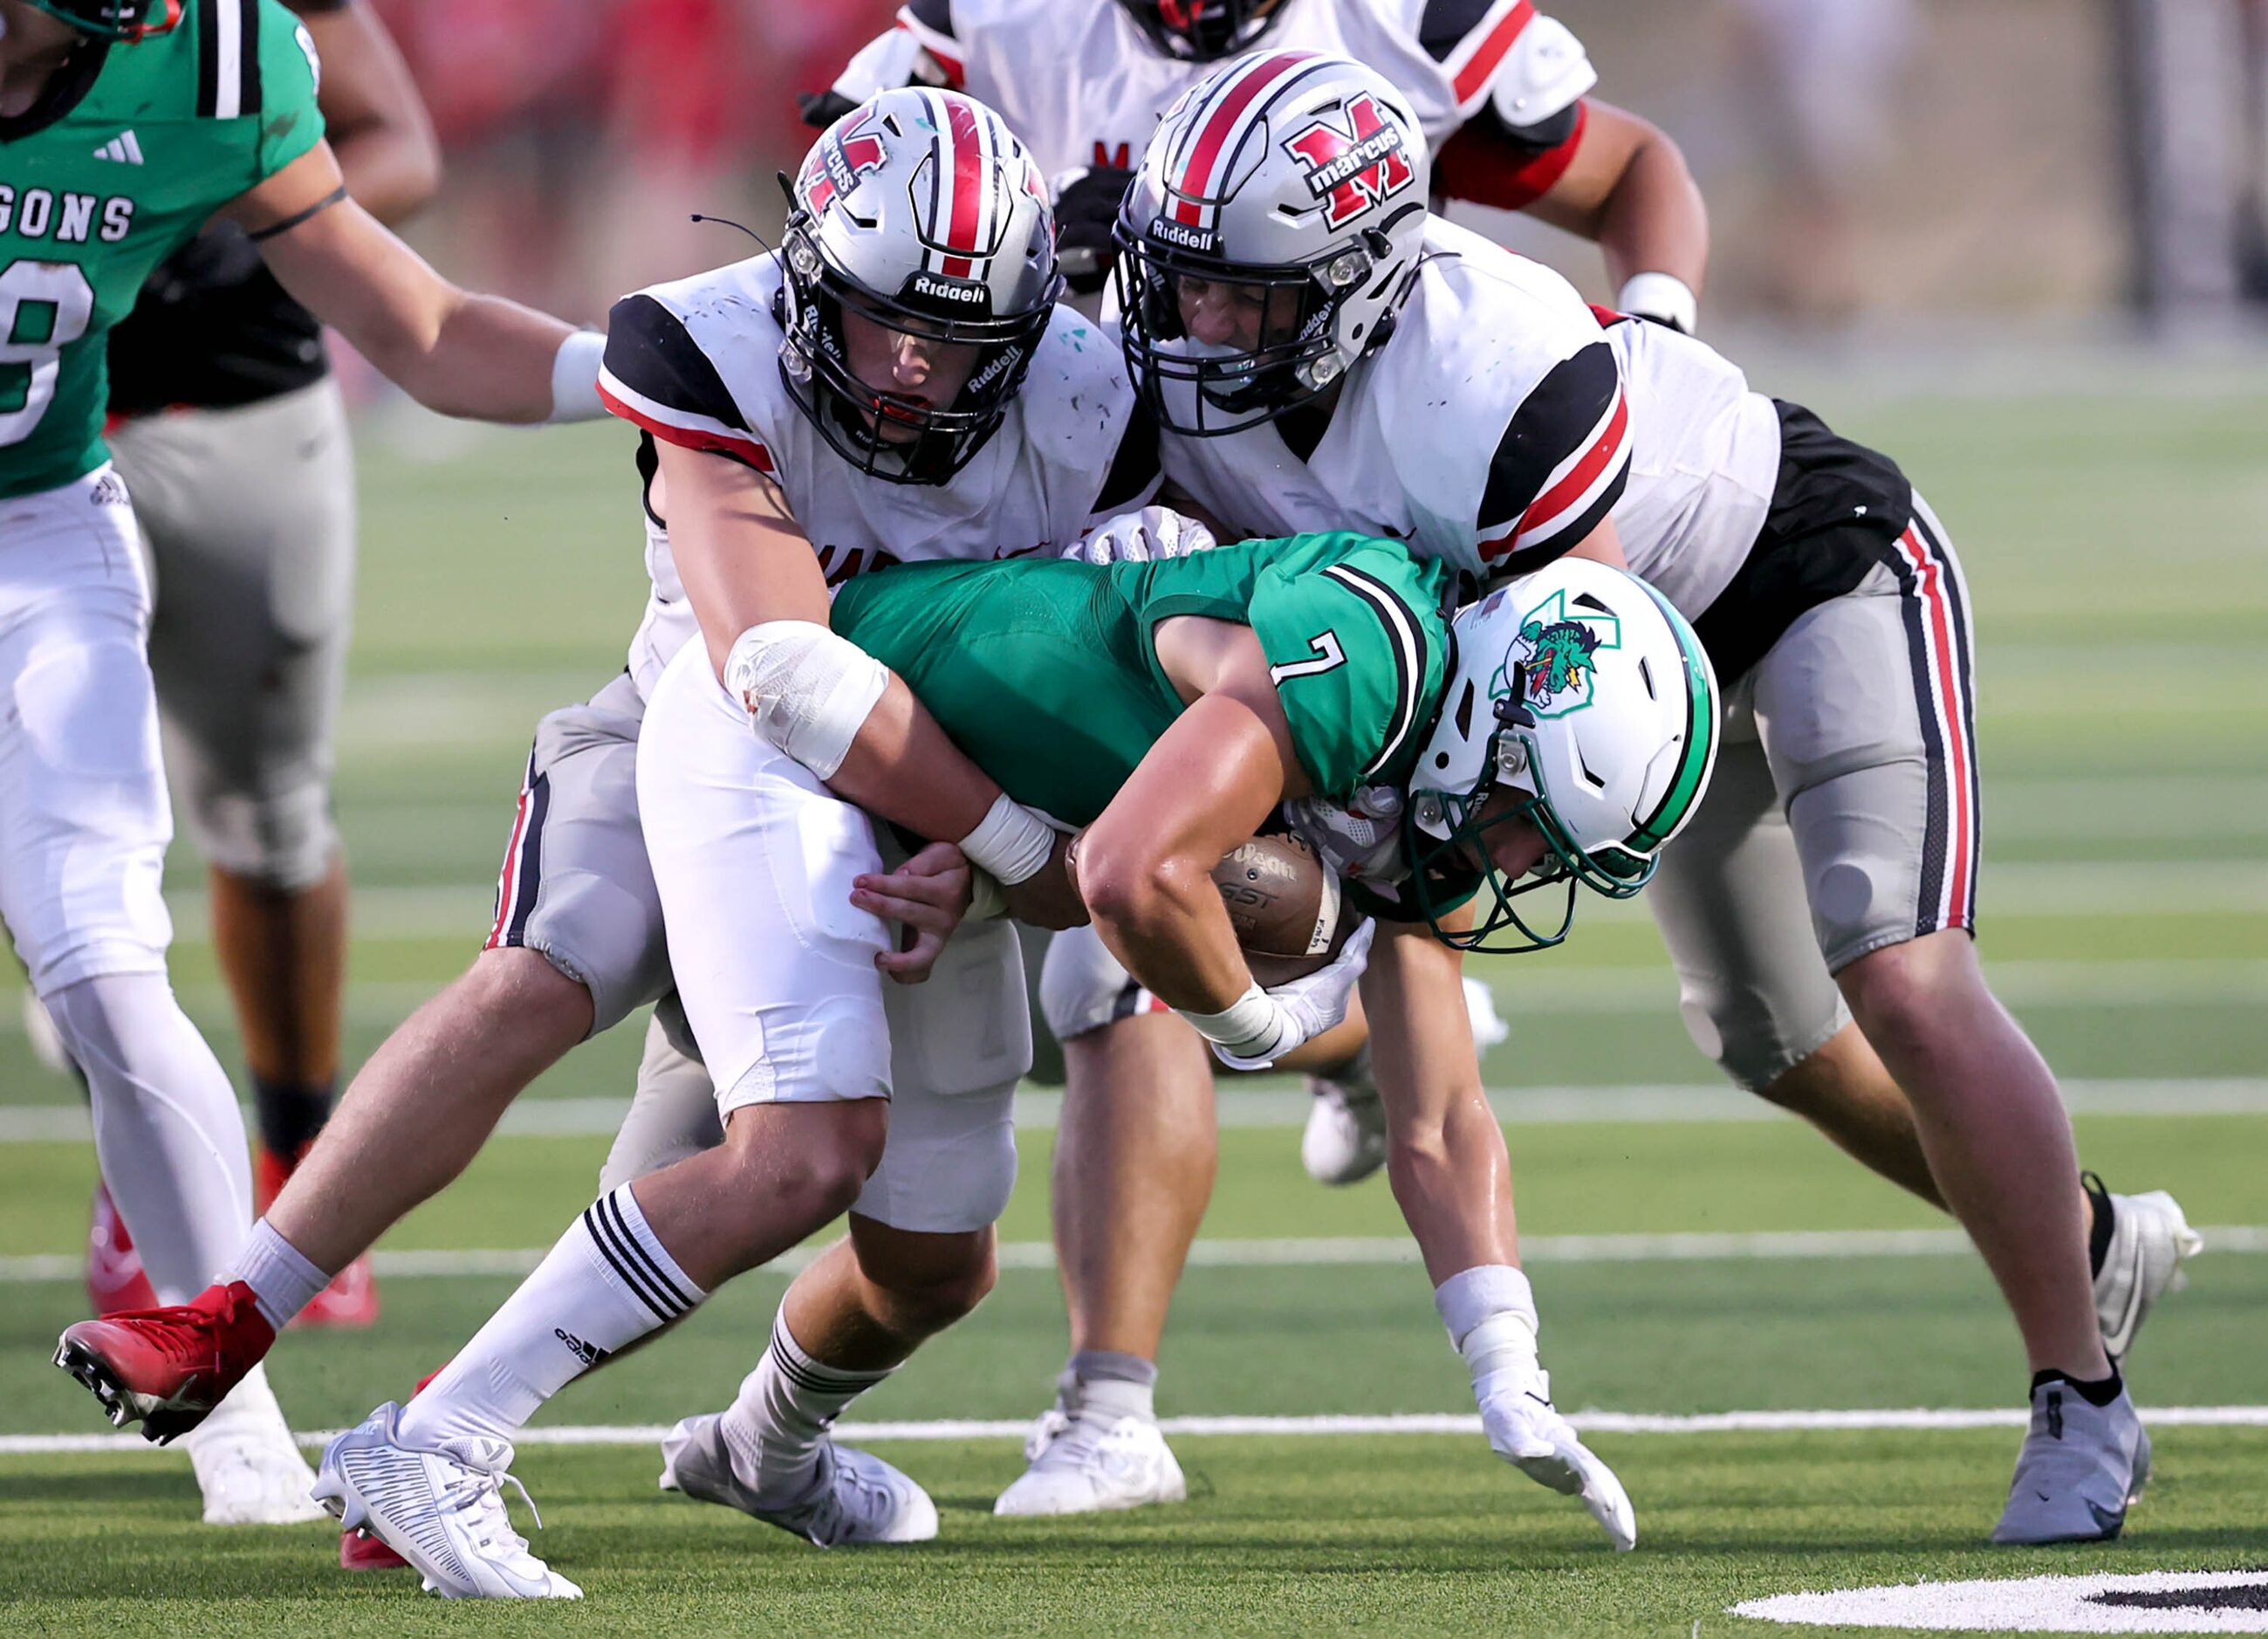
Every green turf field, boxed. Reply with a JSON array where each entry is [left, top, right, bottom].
[[2, 382, 2264, 1633]]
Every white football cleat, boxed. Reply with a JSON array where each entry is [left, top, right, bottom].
[[1990, 1375, 2150, 1545], [1300, 1072, 1387, 1186], [994, 1390, 1186, 1518], [2087, 1176, 2203, 1361], [182, 1366, 325, 1526], [659, 1413, 936, 1547], [312, 1402, 580, 1600]]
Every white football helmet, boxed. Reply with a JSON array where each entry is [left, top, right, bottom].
[[1113, 52, 1429, 435], [782, 86, 1062, 483], [1401, 559, 1720, 952]]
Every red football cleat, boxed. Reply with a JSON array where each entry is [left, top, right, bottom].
[[256, 1148, 381, 1330], [335, 1366, 444, 1571], [51, 1280, 277, 1444], [86, 1182, 158, 1317]]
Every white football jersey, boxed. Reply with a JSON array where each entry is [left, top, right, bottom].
[[596, 252, 1149, 697], [1159, 218, 1780, 626], [840, 0, 1595, 182], [1598, 312, 1781, 624], [1159, 216, 1632, 585]]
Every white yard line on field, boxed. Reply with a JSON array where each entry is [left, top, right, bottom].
[[2, 1225, 2258, 1286], [7, 1405, 2268, 1456], [7, 1076, 2268, 1142]]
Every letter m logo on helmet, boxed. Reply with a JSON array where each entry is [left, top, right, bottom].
[[798, 109, 890, 217], [1280, 93, 1415, 229]]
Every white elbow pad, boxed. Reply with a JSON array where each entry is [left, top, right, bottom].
[[1486, 13, 1595, 130], [723, 621, 889, 781]]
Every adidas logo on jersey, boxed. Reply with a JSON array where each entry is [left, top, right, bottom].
[[92, 132, 145, 165]]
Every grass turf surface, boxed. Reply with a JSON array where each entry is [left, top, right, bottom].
[[2, 383, 2265, 1629], [4, 1433, 2266, 1636]]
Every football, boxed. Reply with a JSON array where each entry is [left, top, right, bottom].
[[1211, 833, 1356, 986]]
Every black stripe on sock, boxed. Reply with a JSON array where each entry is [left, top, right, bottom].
[[580, 1203, 678, 1323], [597, 1190, 693, 1314]]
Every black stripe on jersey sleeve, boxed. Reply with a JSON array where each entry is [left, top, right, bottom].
[[236, 0, 262, 116], [1477, 339, 1619, 537], [195, 0, 220, 117], [603, 294, 752, 435], [1320, 565, 1427, 779], [1090, 403, 1163, 516], [1463, 96, 1581, 154], [1487, 460, 1625, 579], [1417, 0, 1500, 60], [903, 0, 956, 40]]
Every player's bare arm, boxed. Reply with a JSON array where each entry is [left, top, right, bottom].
[[655, 436, 1081, 932], [1516, 100, 1707, 310], [295, 0, 440, 223], [1077, 618, 1312, 1014], [229, 144, 591, 422]]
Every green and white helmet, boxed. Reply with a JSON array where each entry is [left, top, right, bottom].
[[1401, 558, 1719, 952]]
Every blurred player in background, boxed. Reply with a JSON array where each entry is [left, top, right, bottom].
[[1015, 51, 2195, 1544], [12, 0, 607, 1523], [809, 0, 1707, 331], [65, 0, 444, 1334]]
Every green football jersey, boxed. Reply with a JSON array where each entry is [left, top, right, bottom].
[[0, 0, 324, 500], [831, 531, 1456, 826]]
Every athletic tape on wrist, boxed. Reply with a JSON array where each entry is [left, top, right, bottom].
[[548, 330, 607, 422], [1616, 271, 1697, 335], [959, 791, 1055, 887], [1183, 983, 1297, 1062], [724, 621, 889, 781]]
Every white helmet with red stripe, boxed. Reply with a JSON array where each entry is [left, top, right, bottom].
[[1113, 51, 1429, 436], [783, 86, 1063, 483]]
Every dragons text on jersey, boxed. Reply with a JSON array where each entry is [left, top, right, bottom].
[[0, 0, 325, 499]]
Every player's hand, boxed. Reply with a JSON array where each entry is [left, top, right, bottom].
[[1064, 504, 1217, 566], [1475, 1365, 1637, 1552], [1213, 917, 1376, 1071], [1284, 785, 1405, 882], [1050, 164, 1136, 293], [855, 841, 973, 984], [1002, 830, 1089, 930]]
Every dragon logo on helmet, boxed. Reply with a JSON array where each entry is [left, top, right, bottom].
[[1492, 590, 1621, 718], [1281, 94, 1416, 229]]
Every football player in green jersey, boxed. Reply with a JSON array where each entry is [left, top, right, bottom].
[[4, 0, 603, 1523]]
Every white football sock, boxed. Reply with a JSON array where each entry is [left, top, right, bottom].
[[227, 1219, 331, 1332], [719, 1306, 895, 1504], [48, 973, 252, 1304], [399, 1183, 704, 1449]]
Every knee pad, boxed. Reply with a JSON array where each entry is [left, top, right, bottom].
[[1677, 969, 1849, 1094], [853, 1079, 1018, 1236], [1038, 922, 1145, 1043], [181, 775, 339, 893]]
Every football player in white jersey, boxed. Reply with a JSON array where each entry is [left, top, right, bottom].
[[56, 88, 1159, 1594], [812, 0, 1705, 327], [999, 53, 2192, 1544]]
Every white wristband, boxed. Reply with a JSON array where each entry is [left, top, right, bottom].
[[1182, 983, 1298, 1063], [548, 330, 606, 422], [958, 792, 1055, 887], [1616, 271, 1697, 335]]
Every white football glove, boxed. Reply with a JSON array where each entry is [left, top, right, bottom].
[[1064, 504, 1217, 566], [1283, 785, 1405, 883], [1212, 916, 1375, 1072], [1475, 1365, 1637, 1553]]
